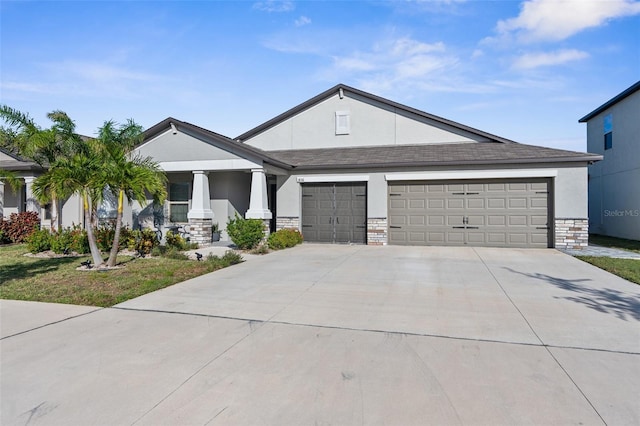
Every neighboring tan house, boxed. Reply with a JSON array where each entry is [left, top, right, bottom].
[[131, 84, 601, 249], [580, 81, 640, 241], [1, 84, 602, 248]]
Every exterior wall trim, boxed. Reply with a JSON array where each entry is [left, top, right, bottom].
[[385, 169, 558, 181], [296, 175, 370, 183], [159, 159, 261, 172]]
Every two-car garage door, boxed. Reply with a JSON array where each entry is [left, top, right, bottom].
[[388, 179, 551, 248]]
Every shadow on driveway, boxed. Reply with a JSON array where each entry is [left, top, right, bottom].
[[504, 268, 640, 322]]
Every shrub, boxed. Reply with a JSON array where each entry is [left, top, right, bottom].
[[51, 226, 89, 254], [0, 220, 9, 244], [268, 228, 303, 250], [6, 211, 40, 243], [26, 228, 52, 253], [165, 231, 189, 251], [131, 228, 160, 255], [94, 224, 115, 252], [226, 214, 265, 250]]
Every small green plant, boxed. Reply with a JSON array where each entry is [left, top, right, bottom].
[[165, 231, 189, 250], [251, 243, 270, 255], [163, 246, 189, 260], [226, 214, 265, 250], [26, 228, 52, 253], [206, 250, 244, 268], [268, 228, 304, 250]]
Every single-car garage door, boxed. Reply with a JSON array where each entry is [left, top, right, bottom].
[[302, 183, 367, 244], [388, 179, 551, 248]]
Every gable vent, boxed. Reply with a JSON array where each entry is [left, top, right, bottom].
[[335, 111, 350, 135]]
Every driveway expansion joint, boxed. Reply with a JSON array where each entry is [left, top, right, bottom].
[[0, 307, 103, 340], [112, 306, 640, 356]]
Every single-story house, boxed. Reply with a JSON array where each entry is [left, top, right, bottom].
[[2, 84, 602, 249], [580, 81, 640, 241]]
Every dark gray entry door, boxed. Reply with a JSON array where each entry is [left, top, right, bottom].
[[301, 183, 367, 244]]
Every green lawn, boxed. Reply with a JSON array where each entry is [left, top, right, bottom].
[[576, 234, 640, 285], [0, 244, 242, 307]]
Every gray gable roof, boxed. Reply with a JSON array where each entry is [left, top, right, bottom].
[[0, 147, 42, 172], [267, 143, 602, 170], [142, 118, 292, 170], [579, 80, 640, 122], [235, 83, 517, 144]]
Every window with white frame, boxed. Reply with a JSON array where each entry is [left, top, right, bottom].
[[169, 182, 189, 222]]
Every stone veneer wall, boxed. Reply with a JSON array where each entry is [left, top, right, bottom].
[[188, 218, 213, 247], [555, 218, 588, 250], [367, 217, 388, 246], [276, 216, 300, 231]]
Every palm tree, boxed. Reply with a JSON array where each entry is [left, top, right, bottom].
[[33, 143, 106, 267], [97, 120, 167, 267], [0, 169, 22, 192], [0, 106, 82, 231]]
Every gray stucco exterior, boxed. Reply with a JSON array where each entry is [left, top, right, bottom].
[[580, 81, 640, 241], [2, 84, 601, 249]]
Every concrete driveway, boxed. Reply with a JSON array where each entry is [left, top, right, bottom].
[[1, 245, 639, 425]]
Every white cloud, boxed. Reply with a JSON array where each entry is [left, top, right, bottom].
[[295, 16, 311, 27], [512, 49, 589, 69], [496, 0, 640, 42], [253, 1, 295, 13]]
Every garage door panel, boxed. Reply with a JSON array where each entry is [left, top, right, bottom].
[[530, 197, 548, 208], [428, 216, 445, 225], [467, 198, 485, 209], [428, 199, 445, 209], [488, 198, 506, 209], [389, 199, 406, 209], [409, 199, 426, 209], [448, 199, 464, 209], [388, 179, 551, 248], [488, 233, 507, 243], [488, 215, 506, 226], [409, 215, 425, 225]]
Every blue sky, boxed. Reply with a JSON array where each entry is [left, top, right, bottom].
[[1, 0, 639, 152]]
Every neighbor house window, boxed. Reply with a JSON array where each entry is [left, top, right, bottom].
[[604, 132, 612, 150], [169, 182, 190, 222]]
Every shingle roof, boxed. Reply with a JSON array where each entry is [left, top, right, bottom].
[[267, 142, 602, 170], [0, 147, 42, 172], [235, 84, 517, 144], [579, 80, 640, 122]]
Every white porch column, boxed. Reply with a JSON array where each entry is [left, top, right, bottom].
[[187, 171, 214, 220], [246, 168, 272, 220], [0, 180, 4, 218], [23, 176, 40, 213]]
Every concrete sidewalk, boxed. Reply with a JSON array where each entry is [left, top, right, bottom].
[[1, 245, 639, 425]]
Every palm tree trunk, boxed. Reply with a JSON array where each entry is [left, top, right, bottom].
[[51, 196, 59, 232], [84, 191, 104, 267], [106, 190, 124, 267]]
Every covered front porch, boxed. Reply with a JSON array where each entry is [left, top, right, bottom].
[[131, 118, 289, 246]]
